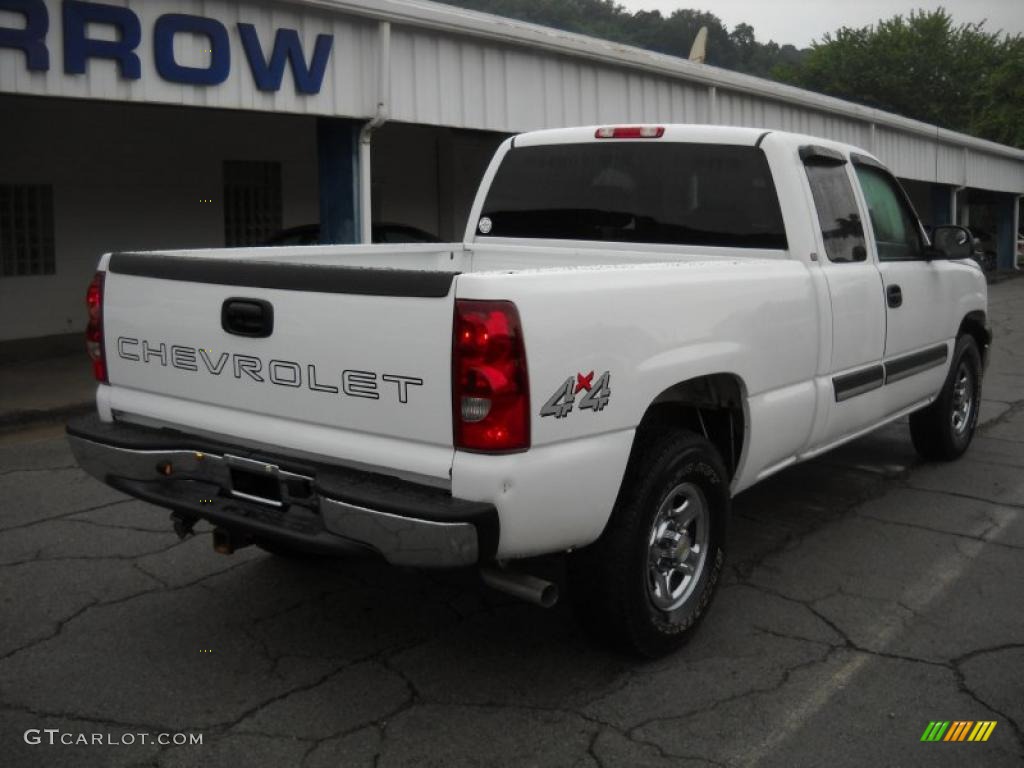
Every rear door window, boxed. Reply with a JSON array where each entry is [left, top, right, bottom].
[[803, 162, 866, 263], [479, 143, 787, 249]]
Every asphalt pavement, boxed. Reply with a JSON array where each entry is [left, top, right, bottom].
[[1, 279, 1023, 767]]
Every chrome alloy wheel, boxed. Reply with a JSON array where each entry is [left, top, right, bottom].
[[647, 482, 710, 613], [951, 363, 974, 435]]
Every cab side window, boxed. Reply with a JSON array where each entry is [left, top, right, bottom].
[[804, 162, 866, 263], [854, 165, 923, 261]]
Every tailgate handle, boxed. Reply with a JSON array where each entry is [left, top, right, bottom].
[[222, 298, 274, 338]]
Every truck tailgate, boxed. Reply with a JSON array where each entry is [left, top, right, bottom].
[[100, 249, 459, 480]]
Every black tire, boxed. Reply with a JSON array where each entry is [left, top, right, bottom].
[[909, 335, 981, 461], [568, 429, 729, 658]]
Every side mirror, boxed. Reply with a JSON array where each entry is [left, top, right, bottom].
[[928, 225, 973, 260]]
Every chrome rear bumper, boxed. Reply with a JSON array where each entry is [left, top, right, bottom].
[[66, 415, 496, 568]]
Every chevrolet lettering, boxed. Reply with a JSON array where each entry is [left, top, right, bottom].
[[114, 337, 424, 403]]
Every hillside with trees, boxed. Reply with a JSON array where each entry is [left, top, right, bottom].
[[440, 1, 1023, 148], [438, 0, 803, 78]]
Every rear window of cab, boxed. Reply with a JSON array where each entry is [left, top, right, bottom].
[[479, 142, 787, 249]]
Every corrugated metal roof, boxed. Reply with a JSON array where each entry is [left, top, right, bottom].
[[296, 0, 1023, 163], [1, 0, 1020, 191]]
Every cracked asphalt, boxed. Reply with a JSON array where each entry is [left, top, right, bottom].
[[2, 280, 1024, 768]]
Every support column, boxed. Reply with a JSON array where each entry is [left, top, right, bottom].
[[1015, 196, 1022, 270], [956, 188, 970, 227], [317, 117, 361, 244], [929, 184, 953, 226], [995, 193, 1017, 272]]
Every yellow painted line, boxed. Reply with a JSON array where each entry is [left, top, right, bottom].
[[981, 721, 997, 742]]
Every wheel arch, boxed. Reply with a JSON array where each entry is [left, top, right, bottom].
[[630, 373, 748, 482], [958, 310, 991, 371]]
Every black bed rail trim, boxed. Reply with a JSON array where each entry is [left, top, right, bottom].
[[108, 252, 458, 298], [884, 344, 948, 384]]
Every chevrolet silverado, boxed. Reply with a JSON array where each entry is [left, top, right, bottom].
[[67, 124, 989, 656]]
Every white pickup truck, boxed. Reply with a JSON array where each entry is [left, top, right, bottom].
[[68, 124, 989, 656]]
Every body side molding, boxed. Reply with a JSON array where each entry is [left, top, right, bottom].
[[833, 364, 884, 402], [884, 344, 948, 384], [832, 343, 950, 402]]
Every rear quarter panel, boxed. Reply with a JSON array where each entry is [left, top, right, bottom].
[[453, 256, 820, 556]]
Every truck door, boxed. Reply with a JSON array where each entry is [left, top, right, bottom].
[[852, 156, 955, 410], [800, 146, 887, 443]]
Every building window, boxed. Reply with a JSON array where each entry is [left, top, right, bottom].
[[223, 161, 282, 247], [0, 184, 56, 277]]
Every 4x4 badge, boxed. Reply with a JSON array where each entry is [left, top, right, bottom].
[[540, 371, 611, 419]]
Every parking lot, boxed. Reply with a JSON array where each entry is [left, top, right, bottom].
[[2, 279, 1023, 768]]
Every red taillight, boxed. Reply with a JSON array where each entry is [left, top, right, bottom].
[[452, 300, 529, 452], [594, 125, 665, 139], [85, 271, 107, 383]]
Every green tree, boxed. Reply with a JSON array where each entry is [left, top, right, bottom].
[[967, 37, 1024, 147], [774, 8, 1023, 146]]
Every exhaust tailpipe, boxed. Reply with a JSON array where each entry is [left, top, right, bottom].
[[481, 567, 559, 608], [212, 528, 235, 555], [212, 528, 252, 555]]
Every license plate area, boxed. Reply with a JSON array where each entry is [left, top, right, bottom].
[[226, 455, 283, 508]]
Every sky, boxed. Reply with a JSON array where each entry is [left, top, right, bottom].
[[613, 0, 1024, 48]]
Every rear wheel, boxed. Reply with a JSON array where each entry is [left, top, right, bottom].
[[909, 335, 981, 461], [569, 430, 729, 657]]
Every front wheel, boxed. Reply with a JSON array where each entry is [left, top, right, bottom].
[[568, 430, 729, 657], [909, 335, 981, 461]]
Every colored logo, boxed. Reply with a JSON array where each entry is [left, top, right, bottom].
[[920, 721, 997, 742], [540, 371, 611, 419]]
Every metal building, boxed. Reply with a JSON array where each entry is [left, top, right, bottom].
[[2, 0, 1022, 347]]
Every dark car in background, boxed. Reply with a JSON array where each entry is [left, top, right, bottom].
[[966, 226, 997, 272], [263, 223, 441, 246]]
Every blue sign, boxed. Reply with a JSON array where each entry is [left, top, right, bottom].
[[0, 0, 334, 94]]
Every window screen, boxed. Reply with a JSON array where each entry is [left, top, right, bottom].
[[804, 164, 865, 263], [479, 143, 787, 249], [223, 161, 282, 247], [854, 165, 922, 261], [0, 184, 55, 277]]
